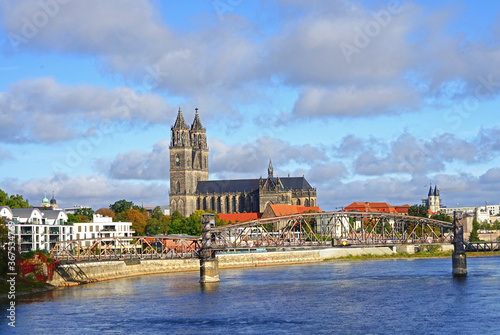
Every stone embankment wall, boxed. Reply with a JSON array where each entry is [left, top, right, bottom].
[[48, 244, 452, 286]]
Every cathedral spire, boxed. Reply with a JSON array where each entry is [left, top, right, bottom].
[[268, 159, 273, 178], [173, 107, 189, 130], [191, 107, 204, 131]]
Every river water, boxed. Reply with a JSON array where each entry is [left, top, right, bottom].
[[2, 256, 500, 334]]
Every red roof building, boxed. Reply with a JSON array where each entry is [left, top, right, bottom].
[[344, 202, 408, 214], [217, 212, 262, 224], [261, 204, 321, 218]]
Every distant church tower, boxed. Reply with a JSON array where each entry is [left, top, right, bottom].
[[169, 107, 209, 216], [426, 185, 440, 213]]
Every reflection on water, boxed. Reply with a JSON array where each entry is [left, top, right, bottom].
[[2, 256, 500, 334]]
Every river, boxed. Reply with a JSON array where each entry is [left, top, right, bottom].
[[2, 255, 500, 334]]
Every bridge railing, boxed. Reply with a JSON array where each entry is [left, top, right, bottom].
[[50, 236, 201, 262], [465, 242, 500, 252]]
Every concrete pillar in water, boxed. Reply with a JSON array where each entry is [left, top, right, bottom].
[[200, 213, 220, 283], [452, 211, 467, 277]]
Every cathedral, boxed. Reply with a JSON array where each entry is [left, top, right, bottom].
[[169, 108, 317, 217]]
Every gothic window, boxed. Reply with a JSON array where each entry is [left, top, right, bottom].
[[239, 195, 245, 213], [297, 199, 301, 206], [226, 197, 230, 213], [176, 181, 180, 194], [177, 132, 180, 143], [304, 199, 309, 207], [198, 135, 201, 147], [194, 135, 197, 146], [181, 133, 185, 146], [217, 197, 222, 213], [211, 197, 216, 210]]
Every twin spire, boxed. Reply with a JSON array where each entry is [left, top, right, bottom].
[[173, 107, 204, 131], [171, 107, 207, 149]]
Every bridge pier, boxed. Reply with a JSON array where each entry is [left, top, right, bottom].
[[200, 213, 220, 283], [452, 211, 467, 277]]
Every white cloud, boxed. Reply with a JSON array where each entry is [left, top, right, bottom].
[[0, 77, 173, 142], [100, 140, 170, 180], [1, 173, 168, 210], [293, 85, 419, 117]]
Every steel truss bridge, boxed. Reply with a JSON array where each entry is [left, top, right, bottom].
[[211, 211, 454, 249], [51, 211, 458, 262]]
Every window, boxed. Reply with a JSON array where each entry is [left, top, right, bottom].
[[176, 181, 181, 193], [78, 226, 81, 232]]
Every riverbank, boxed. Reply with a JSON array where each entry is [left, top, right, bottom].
[[0, 276, 56, 299]]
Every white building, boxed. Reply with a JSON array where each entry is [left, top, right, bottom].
[[1, 206, 13, 220], [64, 205, 92, 215], [9, 207, 73, 252], [72, 214, 135, 247], [440, 204, 500, 223]]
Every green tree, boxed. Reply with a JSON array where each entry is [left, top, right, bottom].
[[145, 217, 170, 236], [431, 213, 453, 223], [168, 211, 187, 234], [469, 219, 480, 242], [75, 207, 94, 222], [408, 204, 429, 217], [110, 199, 134, 214], [66, 213, 81, 223], [151, 206, 164, 220], [0, 189, 31, 208]]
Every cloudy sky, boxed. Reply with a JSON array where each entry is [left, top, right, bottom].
[[0, 0, 499, 211]]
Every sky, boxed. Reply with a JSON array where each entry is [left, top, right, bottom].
[[0, 0, 499, 211]]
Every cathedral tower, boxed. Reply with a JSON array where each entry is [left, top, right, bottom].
[[169, 108, 209, 216]]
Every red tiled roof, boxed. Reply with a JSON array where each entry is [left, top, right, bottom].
[[266, 204, 321, 217], [344, 202, 402, 214], [217, 212, 261, 223]]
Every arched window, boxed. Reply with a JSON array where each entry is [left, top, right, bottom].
[[304, 199, 309, 207], [198, 135, 201, 147], [193, 135, 197, 146], [176, 181, 180, 194], [181, 133, 185, 145], [176, 132, 180, 143], [297, 199, 301, 206]]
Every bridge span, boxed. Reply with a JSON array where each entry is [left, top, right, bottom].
[[47, 211, 499, 281], [50, 211, 455, 263]]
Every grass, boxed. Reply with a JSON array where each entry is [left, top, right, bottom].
[[0, 275, 55, 297]]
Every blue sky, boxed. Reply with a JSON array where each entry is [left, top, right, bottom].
[[0, 0, 499, 211]]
